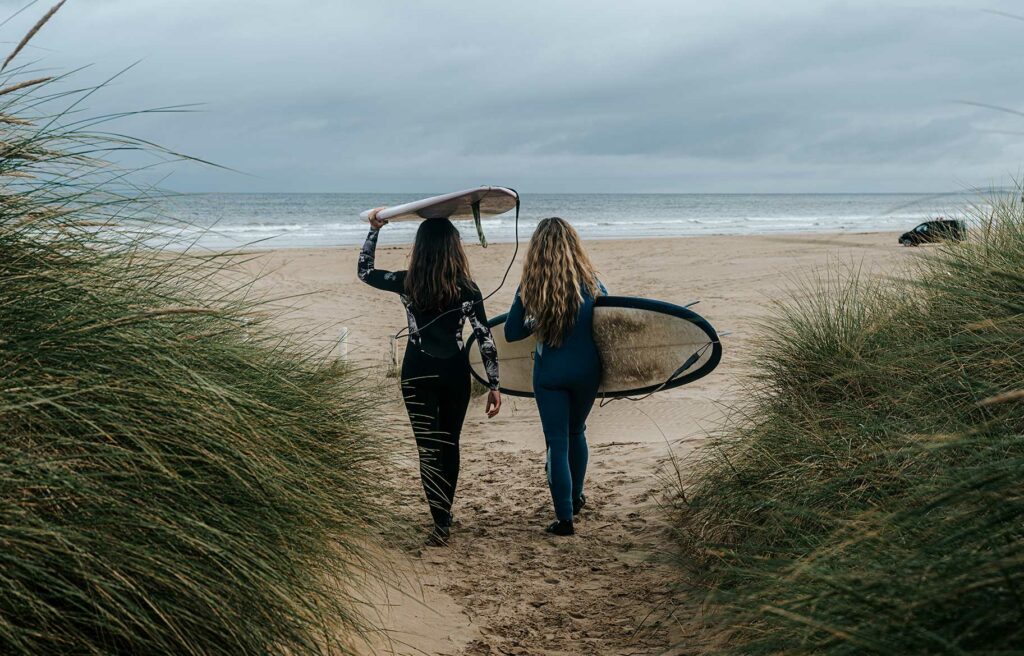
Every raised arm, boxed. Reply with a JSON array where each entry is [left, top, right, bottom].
[[357, 224, 404, 293], [504, 287, 534, 342], [464, 287, 499, 391]]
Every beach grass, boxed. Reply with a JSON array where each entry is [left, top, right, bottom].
[[670, 193, 1024, 654], [0, 5, 394, 655]]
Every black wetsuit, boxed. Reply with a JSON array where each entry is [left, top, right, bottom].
[[358, 227, 499, 527]]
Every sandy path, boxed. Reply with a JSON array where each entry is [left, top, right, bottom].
[[378, 396, 697, 655], [240, 231, 913, 655]]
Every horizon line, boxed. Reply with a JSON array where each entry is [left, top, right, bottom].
[[166, 189, 1014, 197]]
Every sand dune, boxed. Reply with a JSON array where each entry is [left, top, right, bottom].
[[239, 231, 913, 655]]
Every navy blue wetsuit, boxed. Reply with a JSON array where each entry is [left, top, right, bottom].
[[505, 282, 606, 521]]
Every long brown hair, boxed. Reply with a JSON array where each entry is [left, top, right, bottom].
[[405, 218, 472, 311], [518, 217, 601, 347]]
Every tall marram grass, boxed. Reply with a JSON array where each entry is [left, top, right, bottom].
[[0, 5, 392, 655], [673, 195, 1024, 654]]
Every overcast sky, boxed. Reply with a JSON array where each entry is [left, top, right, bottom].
[[5, 0, 1024, 193]]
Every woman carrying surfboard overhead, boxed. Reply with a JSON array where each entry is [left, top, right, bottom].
[[359, 209, 501, 546], [505, 217, 606, 536]]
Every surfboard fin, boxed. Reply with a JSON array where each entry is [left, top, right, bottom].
[[471, 200, 488, 248]]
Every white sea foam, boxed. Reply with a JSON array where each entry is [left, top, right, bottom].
[[156, 192, 986, 251]]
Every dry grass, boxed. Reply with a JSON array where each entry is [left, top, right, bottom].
[[669, 193, 1024, 654], [0, 4, 397, 654]]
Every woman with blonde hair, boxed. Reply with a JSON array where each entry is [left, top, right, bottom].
[[505, 217, 606, 536]]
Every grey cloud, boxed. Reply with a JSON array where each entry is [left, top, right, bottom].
[[1, 0, 1022, 192]]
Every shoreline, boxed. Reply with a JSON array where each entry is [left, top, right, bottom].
[[162, 188, 983, 253], [196, 227, 906, 254]]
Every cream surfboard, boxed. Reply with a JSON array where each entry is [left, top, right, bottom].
[[360, 186, 518, 247], [359, 186, 518, 222], [466, 296, 722, 398]]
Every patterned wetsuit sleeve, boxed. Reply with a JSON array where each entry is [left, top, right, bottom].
[[504, 287, 534, 342], [598, 279, 608, 295], [464, 286, 499, 390], [357, 228, 404, 293]]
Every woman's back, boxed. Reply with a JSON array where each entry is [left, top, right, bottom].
[[504, 215, 605, 363], [358, 265, 483, 359], [529, 282, 605, 363], [357, 220, 499, 384]]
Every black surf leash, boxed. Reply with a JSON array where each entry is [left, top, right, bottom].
[[598, 339, 716, 407]]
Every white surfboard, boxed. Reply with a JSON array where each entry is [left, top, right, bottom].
[[359, 186, 518, 223]]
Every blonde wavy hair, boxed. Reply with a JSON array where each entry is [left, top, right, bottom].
[[518, 217, 602, 347]]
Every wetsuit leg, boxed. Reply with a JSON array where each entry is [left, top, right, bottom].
[[432, 361, 470, 522], [401, 351, 469, 527], [567, 377, 599, 504], [535, 382, 574, 521], [402, 375, 449, 525]]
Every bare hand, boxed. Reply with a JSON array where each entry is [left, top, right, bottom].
[[368, 207, 388, 230], [486, 390, 502, 418]]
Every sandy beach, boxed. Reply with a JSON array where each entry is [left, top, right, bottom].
[[239, 231, 913, 655], [4, 1, 1018, 653]]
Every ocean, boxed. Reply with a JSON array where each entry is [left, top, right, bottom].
[[161, 192, 984, 250]]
